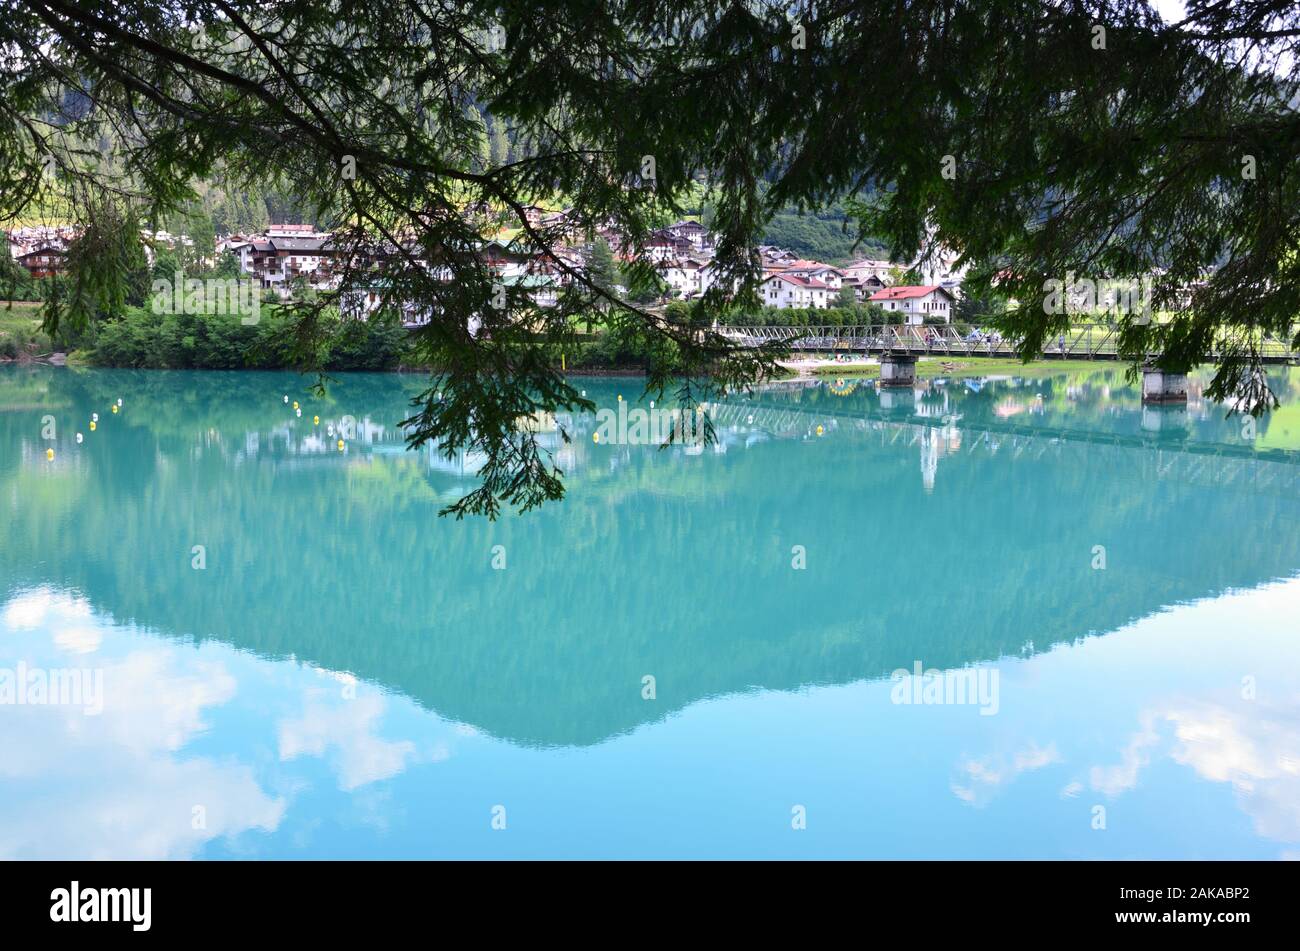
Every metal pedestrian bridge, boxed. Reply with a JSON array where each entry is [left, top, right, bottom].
[[719, 323, 1300, 363]]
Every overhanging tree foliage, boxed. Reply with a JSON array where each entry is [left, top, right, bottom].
[[2, 0, 1298, 515]]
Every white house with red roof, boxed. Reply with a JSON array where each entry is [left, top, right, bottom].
[[779, 261, 845, 289], [761, 272, 834, 309], [869, 285, 956, 324]]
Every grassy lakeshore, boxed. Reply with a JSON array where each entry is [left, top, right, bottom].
[[0, 303, 53, 360]]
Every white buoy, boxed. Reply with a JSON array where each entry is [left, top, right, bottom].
[[283, 395, 288, 403], [296, 408, 301, 417], [116, 398, 122, 407], [76, 433, 83, 444], [92, 413, 99, 423]]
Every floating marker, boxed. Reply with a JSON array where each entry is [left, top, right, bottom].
[[337, 439, 345, 451], [293, 401, 299, 411], [92, 413, 98, 423], [76, 433, 83, 444], [116, 398, 122, 407], [46, 448, 54, 460], [592, 432, 600, 443], [89, 421, 96, 431], [313, 416, 319, 426], [617, 394, 622, 402], [283, 395, 289, 404], [581, 390, 586, 397], [111, 405, 118, 414], [649, 400, 655, 409], [816, 425, 824, 436]]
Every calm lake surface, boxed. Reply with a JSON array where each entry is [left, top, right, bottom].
[[2, 364, 1298, 859]]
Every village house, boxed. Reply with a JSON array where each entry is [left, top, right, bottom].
[[645, 228, 696, 263], [842, 258, 897, 284], [659, 254, 723, 298], [225, 226, 345, 296], [666, 220, 714, 253], [840, 274, 887, 302], [17, 245, 67, 279], [761, 272, 834, 309], [758, 246, 798, 267], [536, 209, 584, 244], [779, 261, 845, 289], [869, 285, 956, 324]]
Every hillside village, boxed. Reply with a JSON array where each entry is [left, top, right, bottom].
[[5, 215, 966, 324]]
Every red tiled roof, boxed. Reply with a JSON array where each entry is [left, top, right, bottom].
[[869, 285, 946, 301], [765, 273, 830, 290]]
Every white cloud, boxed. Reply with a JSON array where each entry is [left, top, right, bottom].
[[0, 632, 283, 859], [1090, 712, 1161, 797], [278, 691, 418, 791], [952, 740, 1061, 806]]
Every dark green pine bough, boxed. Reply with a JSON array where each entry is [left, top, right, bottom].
[[2, 0, 1298, 515]]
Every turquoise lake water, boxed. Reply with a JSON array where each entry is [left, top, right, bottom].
[[1, 364, 1298, 859]]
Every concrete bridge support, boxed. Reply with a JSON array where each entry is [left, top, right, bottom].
[[1141, 366, 1189, 404], [1141, 404, 1190, 433], [880, 352, 918, 388]]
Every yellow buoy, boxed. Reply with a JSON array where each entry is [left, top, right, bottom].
[[111, 405, 118, 414], [313, 416, 319, 426], [293, 401, 299, 410], [89, 421, 96, 431], [816, 425, 824, 436], [617, 394, 622, 402], [46, 448, 54, 460], [337, 439, 345, 451], [592, 432, 600, 443]]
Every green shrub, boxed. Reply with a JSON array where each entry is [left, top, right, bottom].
[[88, 303, 410, 370]]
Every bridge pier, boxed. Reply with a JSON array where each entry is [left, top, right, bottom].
[[1141, 366, 1189, 404], [880, 352, 918, 388], [878, 387, 916, 411]]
